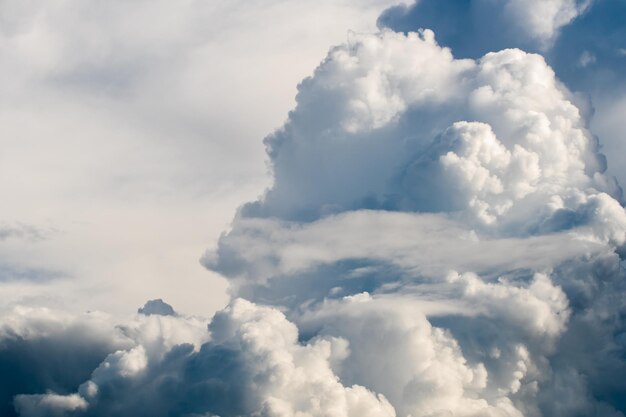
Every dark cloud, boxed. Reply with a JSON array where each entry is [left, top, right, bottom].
[[0, 310, 129, 417], [137, 299, 177, 317]]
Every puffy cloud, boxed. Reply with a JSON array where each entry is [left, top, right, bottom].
[[299, 294, 521, 417], [242, 30, 621, 238], [377, 0, 626, 188], [206, 29, 626, 417], [11, 299, 395, 417]]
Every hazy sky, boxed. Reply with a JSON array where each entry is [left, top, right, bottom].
[[0, 0, 405, 317]]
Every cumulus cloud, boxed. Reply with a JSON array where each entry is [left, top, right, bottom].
[[241, 30, 620, 233], [377, 0, 626, 188], [11, 299, 395, 417], [204, 29, 626, 416], [3, 3, 626, 417], [2, 302, 209, 417]]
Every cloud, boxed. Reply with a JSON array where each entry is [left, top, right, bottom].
[[377, 0, 626, 187], [11, 299, 395, 417], [138, 299, 177, 317], [0, 224, 61, 283], [2, 302, 210, 417], [295, 285, 567, 417], [204, 210, 609, 309], [377, 0, 592, 57], [3, 3, 626, 417], [14, 394, 88, 417], [376, 0, 626, 100], [0, 264, 63, 283], [0, 224, 49, 242], [241, 30, 621, 235], [204, 29, 626, 416], [0, 307, 129, 417]]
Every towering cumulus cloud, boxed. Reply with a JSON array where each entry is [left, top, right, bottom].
[[5, 8, 626, 417], [203, 29, 626, 417]]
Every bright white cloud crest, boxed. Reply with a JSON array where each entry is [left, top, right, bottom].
[[3, 7, 626, 417]]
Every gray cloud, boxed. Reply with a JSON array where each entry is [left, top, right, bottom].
[[0, 226, 62, 283], [138, 299, 177, 317], [0, 308, 130, 417], [0, 224, 49, 242]]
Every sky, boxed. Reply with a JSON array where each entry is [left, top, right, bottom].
[[0, 0, 405, 317], [1, 1, 626, 417]]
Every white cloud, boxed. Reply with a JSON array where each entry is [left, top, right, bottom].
[[242, 30, 621, 237], [378, 0, 626, 192], [502, 0, 591, 49], [14, 393, 88, 417]]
